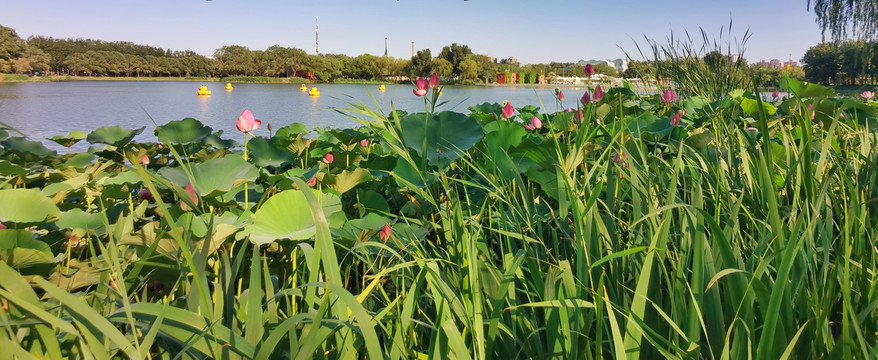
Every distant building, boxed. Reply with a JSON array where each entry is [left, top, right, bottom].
[[783, 60, 798, 68], [756, 58, 797, 69], [496, 72, 519, 84], [494, 56, 519, 65], [565, 59, 629, 73]]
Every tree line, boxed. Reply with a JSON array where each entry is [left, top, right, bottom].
[[802, 40, 878, 85], [9, 23, 876, 87]]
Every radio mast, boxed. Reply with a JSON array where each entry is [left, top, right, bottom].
[[315, 17, 319, 55]]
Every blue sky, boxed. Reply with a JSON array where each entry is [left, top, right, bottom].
[[2, 0, 824, 64]]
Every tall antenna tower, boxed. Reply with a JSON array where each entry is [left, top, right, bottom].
[[315, 17, 319, 55], [385, 37, 388, 57]]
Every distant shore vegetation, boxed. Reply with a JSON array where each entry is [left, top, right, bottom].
[[0, 23, 875, 89]]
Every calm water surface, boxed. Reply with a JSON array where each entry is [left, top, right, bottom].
[[0, 81, 578, 150]]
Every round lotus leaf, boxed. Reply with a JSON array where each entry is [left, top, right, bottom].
[[48, 130, 88, 148], [1, 137, 57, 158], [240, 189, 345, 246], [87, 126, 145, 147], [399, 111, 484, 169], [155, 118, 213, 144], [158, 155, 257, 198], [246, 137, 295, 168], [0, 189, 60, 226]]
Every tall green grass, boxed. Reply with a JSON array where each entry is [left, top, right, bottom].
[[0, 74, 876, 359]]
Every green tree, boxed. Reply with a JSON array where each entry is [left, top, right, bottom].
[[407, 48, 432, 77], [458, 57, 480, 81], [0, 24, 26, 63], [803, 42, 840, 84], [437, 43, 473, 77], [809, 0, 878, 41], [432, 58, 453, 79]]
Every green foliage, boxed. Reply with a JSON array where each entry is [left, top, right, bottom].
[[1, 83, 877, 360]]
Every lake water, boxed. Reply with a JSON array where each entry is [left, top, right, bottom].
[[0, 81, 584, 150]]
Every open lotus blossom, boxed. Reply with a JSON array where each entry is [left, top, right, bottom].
[[523, 116, 543, 130], [379, 223, 392, 241], [772, 90, 780, 99], [413, 77, 428, 96], [501, 102, 515, 119], [323, 152, 334, 164], [558, 90, 565, 101], [236, 109, 262, 133], [584, 64, 595, 76], [671, 110, 685, 126], [140, 155, 150, 165], [429, 73, 439, 89], [360, 139, 369, 147], [863, 91, 875, 100], [580, 91, 591, 105], [661, 90, 677, 104], [593, 86, 604, 102]]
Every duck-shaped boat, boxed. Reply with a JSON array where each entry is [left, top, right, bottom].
[[308, 87, 320, 97], [300, 84, 308, 92], [197, 85, 211, 96], [225, 83, 233, 91], [379, 84, 386, 91]]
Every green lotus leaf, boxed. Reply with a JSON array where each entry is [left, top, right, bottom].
[[740, 97, 777, 116], [0, 189, 61, 226], [60, 152, 96, 169], [356, 189, 390, 216], [158, 156, 257, 198], [205, 133, 238, 149], [0, 160, 27, 176], [48, 130, 88, 148], [321, 168, 371, 194], [1, 137, 57, 158], [400, 111, 484, 169], [0, 229, 55, 269], [155, 118, 213, 144], [56, 209, 107, 237], [246, 137, 295, 168], [87, 125, 145, 147], [780, 76, 835, 98], [239, 189, 345, 246], [103, 170, 144, 186], [274, 123, 310, 138]]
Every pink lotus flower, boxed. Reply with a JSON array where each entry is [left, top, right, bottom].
[[140, 155, 150, 165], [413, 77, 428, 96], [580, 91, 591, 105], [584, 64, 595, 76], [523, 116, 543, 130], [863, 91, 875, 100], [323, 152, 334, 164], [671, 110, 685, 127], [379, 223, 392, 241], [0, 221, 6, 230], [181, 183, 198, 211], [593, 86, 604, 102], [429, 73, 439, 89], [501, 102, 515, 119], [565, 108, 573, 112], [661, 90, 677, 104], [236, 109, 262, 133], [772, 90, 780, 99], [360, 139, 369, 147], [558, 90, 565, 101], [612, 151, 629, 168], [307, 176, 317, 187]]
